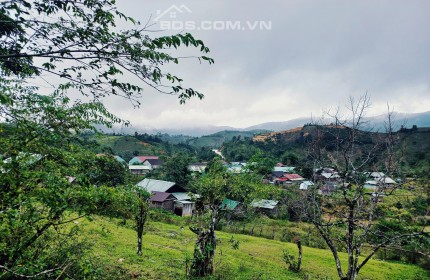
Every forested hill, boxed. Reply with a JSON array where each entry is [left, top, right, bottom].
[[81, 125, 430, 176], [221, 125, 430, 177]]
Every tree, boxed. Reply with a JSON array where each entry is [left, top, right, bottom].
[[303, 95, 428, 280], [188, 159, 264, 277], [247, 151, 276, 179], [133, 187, 150, 256], [157, 152, 192, 187], [1, 0, 212, 277]]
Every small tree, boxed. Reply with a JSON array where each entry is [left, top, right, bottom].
[[134, 187, 150, 256], [188, 159, 262, 277], [304, 94, 428, 280]]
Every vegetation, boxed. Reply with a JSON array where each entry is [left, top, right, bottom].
[[0, 0, 212, 277], [65, 215, 430, 279], [1, 1, 429, 279]]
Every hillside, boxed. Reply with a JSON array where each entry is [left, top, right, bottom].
[[81, 133, 195, 162], [77, 215, 429, 280], [186, 130, 269, 148], [221, 125, 430, 176]]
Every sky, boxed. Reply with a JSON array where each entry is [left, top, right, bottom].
[[104, 0, 430, 129]]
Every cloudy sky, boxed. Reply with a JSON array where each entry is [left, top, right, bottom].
[[106, 0, 430, 129]]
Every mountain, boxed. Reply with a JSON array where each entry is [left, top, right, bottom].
[[362, 111, 430, 131], [243, 117, 313, 131], [95, 111, 430, 137]]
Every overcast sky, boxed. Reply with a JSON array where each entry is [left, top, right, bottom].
[[105, 0, 430, 129]]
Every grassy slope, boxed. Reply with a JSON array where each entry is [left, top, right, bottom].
[[78, 216, 429, 280]]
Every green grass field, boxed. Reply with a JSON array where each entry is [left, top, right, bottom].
[[76, 216, 429, 279]]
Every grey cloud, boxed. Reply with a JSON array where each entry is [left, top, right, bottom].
[[108, 0, 430, 128]]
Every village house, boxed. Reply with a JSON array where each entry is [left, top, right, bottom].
[[251, 199, 279, 216], [314, 167, 341, 182], [128, 156, 162, 174], [364, 172, 396, 190], [149, 191, 176, 211], [299, 180, 314, 190], [274, 173, 304, 186], [129, 155, 159, 165], [188, 162, 207, 173], [136, 179, 197, 216]]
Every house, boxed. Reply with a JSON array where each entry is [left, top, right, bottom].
[[273, 166, 295, 173], [129, 155, 159, 165], [251, 199, 279, 216], [364, 172, 396, 189], [227, 162, 247, 173], [136, 179, 198, 216], [314, 168, 340, 182], [274, 173, 304, 186], [271, 171, 285, 179], [142, 158, 163, 170], [136, 179, 187, 193], [128, 156, 162, 174], [172, 192, 195, 217], [171, 192, 198, 217], [149, 191, 176, 211], [188, 162, 207, 173], [129, 165, 151, 175], [220, 198, 243, 219], [299, 180, 314, 190]]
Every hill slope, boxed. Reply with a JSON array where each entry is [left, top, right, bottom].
[[77, 216, 429, 279]]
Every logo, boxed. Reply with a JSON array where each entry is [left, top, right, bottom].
[[154, 5, 192, 22], [154, 4, 271, 32]]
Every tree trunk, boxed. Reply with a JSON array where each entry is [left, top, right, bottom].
[[190, 208, 219, 277], [136, 200, 147, 256], [296, 239, 302, 271]]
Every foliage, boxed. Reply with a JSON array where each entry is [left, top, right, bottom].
[[302, 95, 429, 280], [247, 151, 276, 178], [0, 0, 212, 277], [156, 152, 193, 187], [0, 0, 213, 103]]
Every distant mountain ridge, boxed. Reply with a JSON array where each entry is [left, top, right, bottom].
[[97, 111, 430, 137]]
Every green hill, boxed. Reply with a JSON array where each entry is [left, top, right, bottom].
[[186, 130, 269, 148], [76, 215, 429, 279]]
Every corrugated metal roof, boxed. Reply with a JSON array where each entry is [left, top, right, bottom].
[[251, 199, 278, 209], [299, 181, 314, 190], [273, 166, 295, 173], [171, 192, 190, 201], [150, 191, 175, 202], [137, 179, 179, 193], [221, 198, 240, 210], [284, 174, 304, 180]]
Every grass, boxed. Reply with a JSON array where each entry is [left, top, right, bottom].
[[75, 215, 429, 280]]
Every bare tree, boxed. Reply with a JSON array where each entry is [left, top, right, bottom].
[[304, 94, 428, 280]]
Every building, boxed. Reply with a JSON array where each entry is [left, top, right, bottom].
[[251, 199, 279, 216], [149, 191, 176, 211], [129, 156, 159, 165], [136, 179, 196, 216], [128, 156, 162, 174]]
